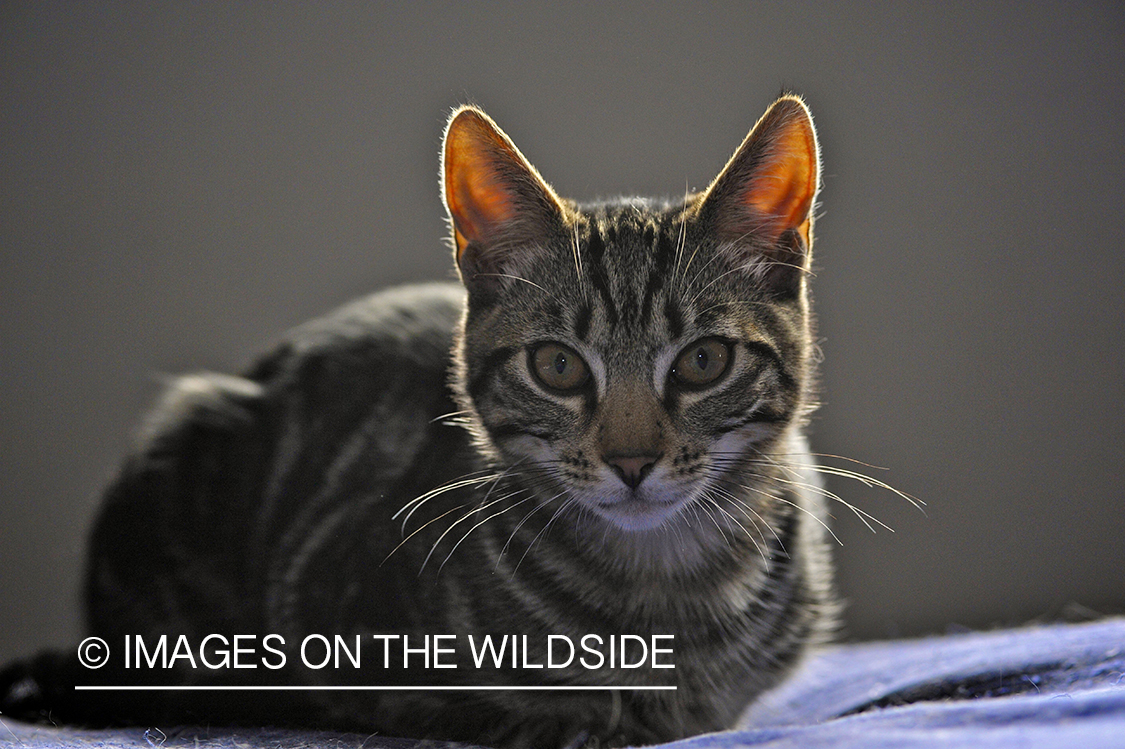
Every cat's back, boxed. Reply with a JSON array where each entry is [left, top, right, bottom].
[[87, 281, 471, 638], [134, 280, 469, 488]]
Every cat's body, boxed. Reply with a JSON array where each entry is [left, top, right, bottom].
[[2, 97, 837, 748]]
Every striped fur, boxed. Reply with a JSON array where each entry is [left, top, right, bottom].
[[5, 98, 838, 748]]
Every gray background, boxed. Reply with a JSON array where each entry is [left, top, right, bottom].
[[2, 3, 1123, 663]]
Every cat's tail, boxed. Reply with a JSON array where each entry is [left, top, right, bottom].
[[0, 647, 323, 730], [0, 648, 109, 726]]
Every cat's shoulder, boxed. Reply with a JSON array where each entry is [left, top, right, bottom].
[[270, 281, 464, 359], [247, 281, 465, 385]]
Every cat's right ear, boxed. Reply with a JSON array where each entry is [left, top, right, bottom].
[[442, 106, 568, 296]]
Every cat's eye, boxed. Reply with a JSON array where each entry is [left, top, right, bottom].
[[671, 338, 731, 388], [531, 343, 590, 392]]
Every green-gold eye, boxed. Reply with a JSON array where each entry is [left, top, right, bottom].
[[531, 343, 590, 392], [671, 338, 731, 387]]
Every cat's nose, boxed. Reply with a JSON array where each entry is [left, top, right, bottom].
[[606, 454, 661, 490]]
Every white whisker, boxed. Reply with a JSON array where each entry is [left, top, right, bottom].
[[514, 495, 577, 573], [420, 489, 529, 575], [438, 494, 538, 575], [393, 471, 504, 531]]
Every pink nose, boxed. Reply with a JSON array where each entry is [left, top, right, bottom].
[[607, 454, 660, 490]]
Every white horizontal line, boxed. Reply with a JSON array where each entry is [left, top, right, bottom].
[[75, 685, 676, 692]]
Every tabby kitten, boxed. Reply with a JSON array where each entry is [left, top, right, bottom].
[[2, 96, 836, 748]]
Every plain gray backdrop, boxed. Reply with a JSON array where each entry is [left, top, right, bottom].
[[2, 2, 1123, 663]]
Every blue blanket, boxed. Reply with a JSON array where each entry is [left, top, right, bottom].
[[3, 619, 1122, 748]]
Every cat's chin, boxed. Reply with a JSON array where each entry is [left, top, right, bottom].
[[590, 496, 687, 532]]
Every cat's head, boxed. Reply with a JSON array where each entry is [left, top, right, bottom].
[[443, 97, 819, 534]]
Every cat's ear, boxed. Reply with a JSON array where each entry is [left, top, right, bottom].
[[442, 106, 568, 295], [697, 95, 820, 296]]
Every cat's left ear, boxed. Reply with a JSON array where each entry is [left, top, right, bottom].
[[442, 106, 569, 296], [697, 95, 820, 296]]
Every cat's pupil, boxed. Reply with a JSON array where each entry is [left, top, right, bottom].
[[554, 352, 567, 374], [694, 348, 708, 371]]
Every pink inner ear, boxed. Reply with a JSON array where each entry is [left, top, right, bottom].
[[444, 112, 520, 258], [742, 116, 818, 246]]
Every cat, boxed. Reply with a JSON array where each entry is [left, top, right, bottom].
[[1, 95, 839, 748]]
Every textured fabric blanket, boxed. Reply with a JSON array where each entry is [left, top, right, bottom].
[[3, 618, 1122, 748]]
